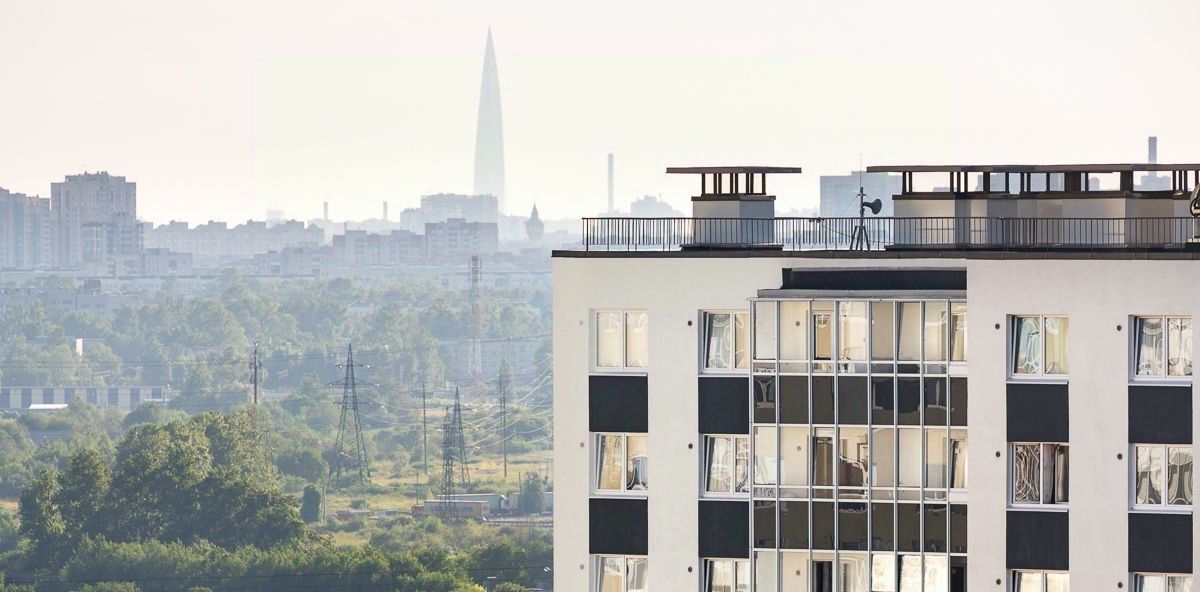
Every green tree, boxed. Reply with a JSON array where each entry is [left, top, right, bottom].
[[275, 446, 327, 483], [518, 472, 544, 515], [18, 470, 64, 566], [299, 485, 322, 524], [77, 584, 140, 592], [55, 449, 111, 548]]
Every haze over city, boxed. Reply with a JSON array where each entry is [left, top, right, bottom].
[[4, 0, 1200, 224]]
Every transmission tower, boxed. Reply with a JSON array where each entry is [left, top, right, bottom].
[[438, 386, 471, 517], [249, 343, 262, 405], [329, 343, 371, 490], [468, 255, 483, 377]]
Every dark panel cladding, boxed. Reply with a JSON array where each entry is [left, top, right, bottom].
[[1006, 383, 1069, 443], [1129, 513, 1193, 573], [698, 500, 750, 559], [699, 377, 750, 435], [589, 375, 648, 433], [589, 498, 648, 556], [1006, 511, 1068, 570], [1128, 385, 1192, 444], [781, 268, 967, 291], [779, 376, 809, 424]]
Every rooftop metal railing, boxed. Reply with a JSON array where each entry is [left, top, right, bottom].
[[580, 217, 1200, 251]]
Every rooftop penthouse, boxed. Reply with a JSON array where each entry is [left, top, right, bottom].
[[578, 164, 1200, 253]]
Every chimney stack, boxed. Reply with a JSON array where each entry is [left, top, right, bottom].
[[323, 201, 329, 220], [382, 201, 389, 221], [607, 153, 615, 215], [1149, 136, 1158, 165]]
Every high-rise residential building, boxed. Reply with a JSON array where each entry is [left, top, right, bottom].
[[819, 171, 900, 218], [51, 171, 140, 268], [399, 193, 500, 232], [424, 218, 498, 259], [0, 188, 52, 269], [473, 29, 506, 213], [554, 163, 1200, 592]]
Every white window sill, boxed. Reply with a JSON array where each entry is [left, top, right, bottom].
[[1006, 376, 1069, 384], [1129, 506, 1193, 514], [700, 493, 751, 501], [1007, 504, 1069, 512], [590, 369, 648, 376], [591, 490, 649, 498], [1128, 378, 1193, 386]]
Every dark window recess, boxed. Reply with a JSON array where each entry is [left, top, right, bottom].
[[107, 389, 119, 406], [812, 377, 835, 425], [871, 377, 895, 425], [838, 377, 869, 425], [754, 376, 777, 424], [923, 378, 948, 426], [698, 500, 749, 559], [0, 390, 8, 408], [897, 503, 921, 553], [21, 389, 32, 408], [589, 498, 648, 556], [871, 502, 894, 552], [897, 378, 921, 426], [589, 375, 649, 433], [951, 556, 967, 592], [838, 502, 868, 551], [950, 504, 967, 553], [1129, 513, 1193, 574], [814, 561, 834, 592], [781, 268, 966, 291], [779, 501, 808, 549], [1007, 383, 1069, 443], [753, 501, 776, 549], [1128, 385, 1192, 445], [923, 503, 947, 553], [1006, 511, 1068, 570], [812, 501, 835, 550], [779, 376, 808, 425], [950, 378, 968, 427], [698, 377, 750, 435]]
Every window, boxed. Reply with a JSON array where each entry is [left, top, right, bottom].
[[1012, 316, 1069, 376], [703, 311, 750, 371], [1133, 316, 1193, 379], [595, 555, 647, 592], [595, 433, 648, 493], [703, 435, 749, 495], [1012, 570, 1069, 592], [1011, 443, 1069, 506], [703, 558, 749, 592], [1131, 573, 1193, 592], [595, 311, 648, 370], [1133, 444, 1193, 509]]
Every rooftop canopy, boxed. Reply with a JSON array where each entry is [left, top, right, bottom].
[[666, 166, 803, 174], [667, 165, 803, 197]]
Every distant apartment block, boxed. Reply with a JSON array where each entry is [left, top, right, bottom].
[[425, 218, 499, 259], [332, 229, 424, 266], [400, 193, 500, 232], [0, 188, 52, 269], [0, 284, 141, 316], [819, 171, 900, 218], [52, 172, 141, 269], [144, 219, 324, 260], [111, 248, 194, 277]]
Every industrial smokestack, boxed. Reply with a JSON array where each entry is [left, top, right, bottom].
[[607, 153, 614, 214], [1148, 136, 1158, 165], [323, 201, 329, 220], [382, 201, 389, 221]]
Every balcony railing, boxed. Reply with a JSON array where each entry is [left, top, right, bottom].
[[580, 217, 1200, 251]]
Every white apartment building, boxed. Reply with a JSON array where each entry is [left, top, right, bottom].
[[51, 171, 140, 268], [554, 165, 1200, 592]]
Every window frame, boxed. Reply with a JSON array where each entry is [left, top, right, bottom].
[[700, 310, 750, 373], [1130, 572, 1194, 592], [1009, 314, 1070, 380], [1011, 569, 1070, 591], [701, 434, 750, 498], [1130, 443, 1194, 512], [593, 309, 649, 372], [1130, 315, 1194, 382], [593, 432, 649, 495], [1009, 442, 1069, 508], [593, 554, 648, 592], [701, 557, 750, 592]]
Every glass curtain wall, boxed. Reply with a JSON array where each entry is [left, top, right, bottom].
[[751, 299, 968, 592]]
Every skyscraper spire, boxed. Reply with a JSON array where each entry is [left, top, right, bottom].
[[473, 28, 506, 213]]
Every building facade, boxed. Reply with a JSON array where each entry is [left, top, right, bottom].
[[554, 165, 1200, 591], [51, 172, 141, 269], [0, 188, 52, 269]]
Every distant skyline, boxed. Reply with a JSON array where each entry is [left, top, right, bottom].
[[2, 0, 1200, 224]]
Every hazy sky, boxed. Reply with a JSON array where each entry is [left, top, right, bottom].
[[3, 0, 1200, 224]]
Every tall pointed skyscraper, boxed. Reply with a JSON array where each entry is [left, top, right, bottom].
[[473, 29, 506, 213]]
